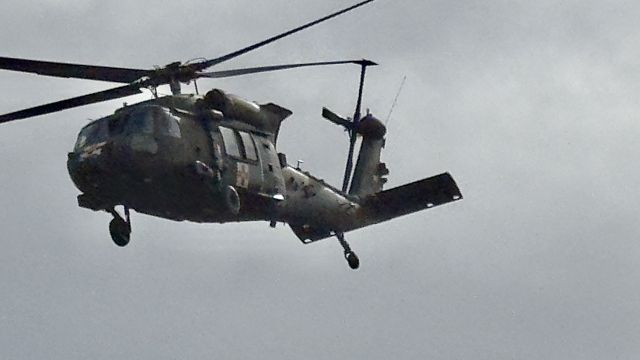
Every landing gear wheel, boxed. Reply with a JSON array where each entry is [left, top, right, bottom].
[[109, 207, 131, 247], [344, 251, 360, 270], [223, 185, 241, 215], [109, 217, 131, 247]]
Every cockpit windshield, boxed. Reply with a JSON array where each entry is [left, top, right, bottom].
[[74, 119, 109, 150], [110, 106, 181, 138], [125, 110, 154, 135], [74, 105, 181, 151]]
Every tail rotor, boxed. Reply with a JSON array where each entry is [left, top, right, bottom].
[[321, 59, 377, 192]]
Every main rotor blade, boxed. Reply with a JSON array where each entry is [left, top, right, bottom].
[[193, 0, 376, 71], [0, 56, 152, 83], [0, 84, 142, 123], [198, 60, 371, 79]]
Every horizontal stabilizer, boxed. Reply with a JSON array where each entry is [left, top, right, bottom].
[[358, 172, 462, 225]]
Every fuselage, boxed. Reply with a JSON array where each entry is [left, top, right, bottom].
[[65, 90, 463, 245], [67, 93, 360, 234]]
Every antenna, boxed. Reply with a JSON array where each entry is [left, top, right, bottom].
[[385, 76, 406, 126]]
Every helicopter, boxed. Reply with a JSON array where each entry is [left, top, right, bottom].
[[0, 0, 462, 269]]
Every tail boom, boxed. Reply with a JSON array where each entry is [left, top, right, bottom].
[[286, 172, 462, 243]]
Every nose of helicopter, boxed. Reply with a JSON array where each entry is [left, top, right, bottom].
[[67, 141, 114, 194], [67, 132, 168, 203]]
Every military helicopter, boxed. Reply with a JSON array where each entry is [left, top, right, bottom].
[[0, 0, 462, 269]]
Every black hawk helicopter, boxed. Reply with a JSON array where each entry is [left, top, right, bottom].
[[0, 0, 462, 269]]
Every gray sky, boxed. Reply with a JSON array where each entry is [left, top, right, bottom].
[[1, 0, 639, 359]]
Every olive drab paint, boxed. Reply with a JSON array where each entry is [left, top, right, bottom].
[[0, 0, 463, 269]]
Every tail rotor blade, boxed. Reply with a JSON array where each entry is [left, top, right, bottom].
[[322, 107, 352, 130]]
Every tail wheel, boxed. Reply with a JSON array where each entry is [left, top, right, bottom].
[[337, 232, 360, 270], [345, 251, 360, 270]]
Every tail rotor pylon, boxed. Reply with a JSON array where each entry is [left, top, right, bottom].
[[321, 59, 378, 270]]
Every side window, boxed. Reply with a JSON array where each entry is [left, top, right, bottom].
[[219, 126, 241, 158], [238, 131, 258, 161], [219, 127, 259, 162]]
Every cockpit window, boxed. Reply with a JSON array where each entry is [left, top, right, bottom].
[[157, 108, 181, 138], [110, 106, 181, 138], [125, 110, 154, 135], [75, 106, 181, 151], [75, 119, 108, 150]]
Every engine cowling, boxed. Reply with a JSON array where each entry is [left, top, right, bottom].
[[202, 89, 291, 140]]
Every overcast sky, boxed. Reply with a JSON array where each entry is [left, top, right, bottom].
[[0, 0, 639, 359]]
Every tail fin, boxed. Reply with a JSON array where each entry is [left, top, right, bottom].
[[349, 114, 389, 197]]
